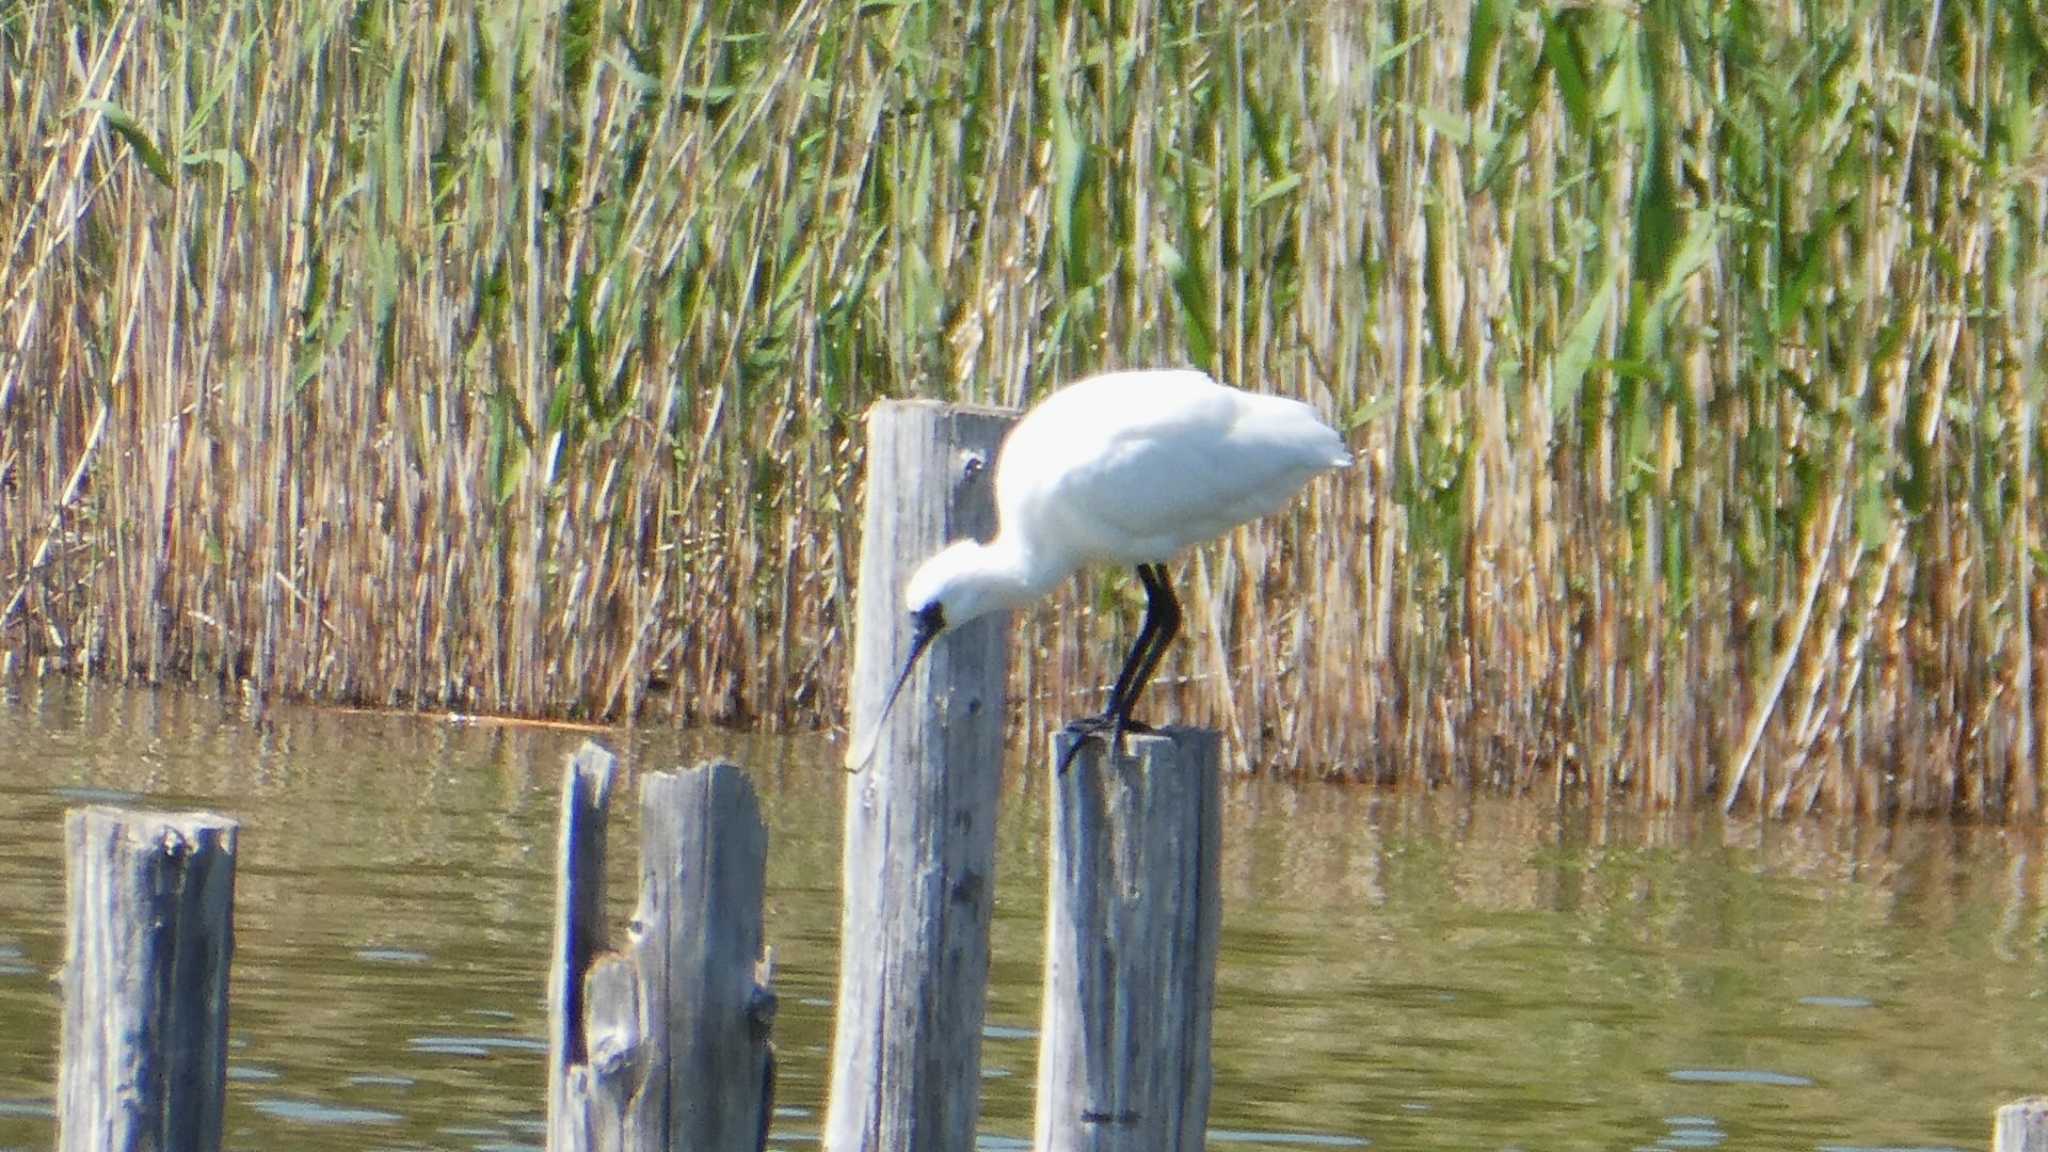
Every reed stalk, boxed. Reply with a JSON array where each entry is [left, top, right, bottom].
[[2, 0, 2044, 817]]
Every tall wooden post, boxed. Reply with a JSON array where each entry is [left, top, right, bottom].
[[1034, 729, 1221, 1152], [59, 807, 239, 1152], [826, 400, 1016, 1152]]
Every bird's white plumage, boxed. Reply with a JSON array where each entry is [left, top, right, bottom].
[[994, 369, 1350, 568], [903, 367, 1349, 629], [850, 367, 1349, 771]]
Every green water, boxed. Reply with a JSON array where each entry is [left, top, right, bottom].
[[0, 681, 2042, 1150]]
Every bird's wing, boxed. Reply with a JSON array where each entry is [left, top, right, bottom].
[[1020, 382, 1343, 561]]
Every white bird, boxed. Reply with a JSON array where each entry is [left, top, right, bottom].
[[848, 367, 1352, 772]]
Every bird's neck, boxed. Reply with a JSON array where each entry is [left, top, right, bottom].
[[972, 534, 1073, 613]]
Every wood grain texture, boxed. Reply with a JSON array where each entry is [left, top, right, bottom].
[[547, 749, 774, 1152], [1034, 729, 1221, 1152], [827, 400, 1017, 1152], [642, 764, 774, 1152], [547, 741, 618, 1151], [59, 806, 239, 1152]]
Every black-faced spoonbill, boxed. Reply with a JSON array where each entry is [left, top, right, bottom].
[[847, 367, 1352, 772]]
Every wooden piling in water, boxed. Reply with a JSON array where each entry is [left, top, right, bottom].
[[58, 806, 239, 1152], [547, 741, 777, 1152], [547, 742, 617, 1146], [827, 400, 1017, 1152], [1034, 729, 1222, 1152], [1999, 1099, 2048, 1152]]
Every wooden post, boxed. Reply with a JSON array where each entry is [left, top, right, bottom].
[[547, 744, 777, 1152], [1998, 1099, 2048, 1152], [547, 741, 617, 1149], [59, 806, 239, 1152], [827, 401, 1016, 1152], [1033, 729, 1221, 1152]]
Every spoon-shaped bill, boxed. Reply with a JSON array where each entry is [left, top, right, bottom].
[[843, 610, 942, 772]]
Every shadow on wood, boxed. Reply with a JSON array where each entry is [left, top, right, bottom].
[[59, 806, 239, 1152], [547, 740, 777, 1152], [1035, 728, 1221, 1152]]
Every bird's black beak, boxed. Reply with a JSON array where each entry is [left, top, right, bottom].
[[845, 603, 945, 772]]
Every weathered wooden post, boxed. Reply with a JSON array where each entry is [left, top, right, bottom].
[[547, 741, 777, 1152], [1033, 729, 1222, 1152], [1998, 1098, 2048, 1152], [58, 806, 239, 1152], [547, 742, 617, 1147], [827, 401, 1016, 1152]]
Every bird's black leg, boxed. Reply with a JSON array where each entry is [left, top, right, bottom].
[[1104, 564, 1168, 722], [1111, 564, 1180, 744], [1057, 564, 1180, 774], [1056, 564, 1169, 774]]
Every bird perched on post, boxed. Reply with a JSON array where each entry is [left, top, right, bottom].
[[847, 367, 1351, 773]]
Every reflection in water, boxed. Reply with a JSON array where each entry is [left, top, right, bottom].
[[0, 681, 2042, 1151]]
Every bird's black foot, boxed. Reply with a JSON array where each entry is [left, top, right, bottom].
[[1054, 714, 1157, 774]]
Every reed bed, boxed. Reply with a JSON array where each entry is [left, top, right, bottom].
[[2, 0, 2044, 817]]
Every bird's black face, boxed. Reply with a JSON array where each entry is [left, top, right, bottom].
[[910, 601, 945, 646]]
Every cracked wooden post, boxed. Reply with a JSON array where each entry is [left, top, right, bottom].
[[59, 806, 239, 1152], [827, 401, 1016, 1152], [1034, 729, 1221, 1152], [547, 742, 619, 1150], [547, 741, 777, 1152]]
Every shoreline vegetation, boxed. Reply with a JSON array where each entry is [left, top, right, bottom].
[[2, 2, 2044, 817]]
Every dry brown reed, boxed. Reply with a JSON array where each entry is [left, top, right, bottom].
[[2, 0, 2045, 817]]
